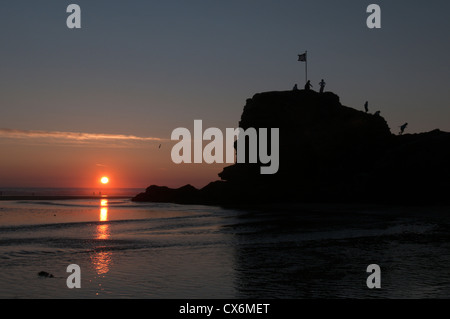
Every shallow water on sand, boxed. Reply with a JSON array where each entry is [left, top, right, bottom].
[[1, 199, 450, 299]]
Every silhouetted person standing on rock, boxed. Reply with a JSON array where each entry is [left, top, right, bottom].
[[319, 79, 326, 93], [293, 84, 298, 91], [400, 123, 408, 135], [364, 101, 369, 113], [304, 80, 312, 91]]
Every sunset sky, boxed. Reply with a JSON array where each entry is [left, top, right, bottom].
[[1, 0, 449, 188]]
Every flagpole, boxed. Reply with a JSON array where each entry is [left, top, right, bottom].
[[305, 51, 308, 84]]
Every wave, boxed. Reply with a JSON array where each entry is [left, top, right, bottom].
[[16, 200, 131, 208], [0, 210, 220, 234], [12, 199, 221, 211]]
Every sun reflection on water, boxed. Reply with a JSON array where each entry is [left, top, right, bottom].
[[91, 250, 112, 276], [91, 199, 112, 276], [100, 208, 108, 223]]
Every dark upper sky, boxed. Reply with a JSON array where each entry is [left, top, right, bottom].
[[1, 1, 450, 187], [1, 0, 449, 135]]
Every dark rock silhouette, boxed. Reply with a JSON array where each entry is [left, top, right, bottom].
[[133, 184, 199, 204], [133, 89, 450, 205], [38, 271, 54, 278]]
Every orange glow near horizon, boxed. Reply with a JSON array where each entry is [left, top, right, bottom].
[[101, 176, 109, 185], [0, 139, 228, 189]]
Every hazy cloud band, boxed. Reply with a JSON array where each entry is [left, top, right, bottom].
[[0, 128, 164, 143]]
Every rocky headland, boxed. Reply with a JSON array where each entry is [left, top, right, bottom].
[[133, 89, 450, 206]]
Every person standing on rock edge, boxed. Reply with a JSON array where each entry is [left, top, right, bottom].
[[364, 101, 369, 113], [399, 123, 408, 135], [319, 79, 326, 93], [304, 80, 312, 91], [293, 84, 298, 91]]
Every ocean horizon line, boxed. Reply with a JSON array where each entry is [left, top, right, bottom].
[[0, 186, 144, 197]]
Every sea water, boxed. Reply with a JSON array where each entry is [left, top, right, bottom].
[[1, 193, 450, 299]]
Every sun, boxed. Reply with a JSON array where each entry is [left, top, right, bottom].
[[100, 176, 109, 185]]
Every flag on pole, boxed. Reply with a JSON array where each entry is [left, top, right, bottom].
[[298, 51, 308, 84], [298, 52, 307, 62]]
